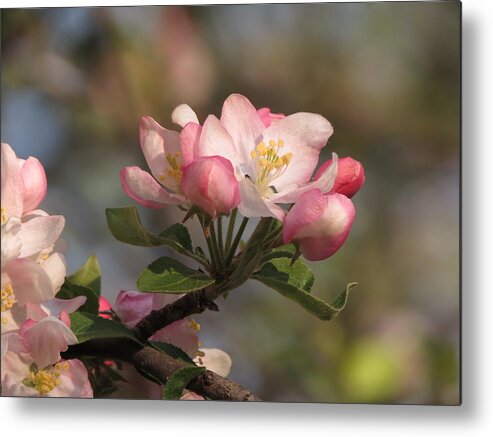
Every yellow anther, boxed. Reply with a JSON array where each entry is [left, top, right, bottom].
[[189, 319, 201, 331], [256, 142, 267, 155], [159, 175, 166, 182], [196, 350, 205, 358], [1, 207, 6, 225], [269, 139, 276, 148], [250, 150, 258, 159], [278, 139, 285, 148], [23, 361, 70, 396], [1, 283, 15, 313], [164, 152, 183, 182], [259, 159, 268, 167], [282, 153, 293, 165]]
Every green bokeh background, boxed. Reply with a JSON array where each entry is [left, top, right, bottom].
[[1, 2, 460, 404]]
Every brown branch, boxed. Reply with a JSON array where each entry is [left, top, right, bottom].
[[62, 338, 261, 401], [133, 287, 220, 342]]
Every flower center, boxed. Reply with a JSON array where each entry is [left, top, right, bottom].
[[1, 207, 6, 225], [250, 139, 292, 194], [1, 283, 15, 324], [22, 362, 70, 396], [159, 152, 183, 184]]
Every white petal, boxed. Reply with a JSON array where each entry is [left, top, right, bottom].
[[1, 216, 22, 266], [195, 348, 232, 378], [238, 178, 285, 220], [171, 104, 199, 127], [19, 215, 65, 258], [273, 153, 339, 203]]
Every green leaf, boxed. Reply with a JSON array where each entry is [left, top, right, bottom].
[[106, 207, 166, 247], [261, 244, 297, 264], [68, 255, 101, 296], [163, 366, 206, 400], [253, 258, 356, 320], [137, 256, 214, 293], [159, 223, 193, 252], [106, 207, 210, 268], [57, 280, 99, 314], [150, 342, 195, 365], [69, 312, 142, 344]]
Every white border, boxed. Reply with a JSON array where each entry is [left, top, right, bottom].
[[2, 0, 491, 436]]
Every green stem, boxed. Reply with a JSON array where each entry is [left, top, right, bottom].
[[224, 209, 238, 255], [225, 217, 249, 265], [217, 216, 224, 260], [209, 220, 223, 269], [198, 215, 219, 272]]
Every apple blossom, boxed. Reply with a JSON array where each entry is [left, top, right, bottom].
[[173, 94, 338, 219], [120, 116, 188, 209], [181, 155, 240, 218], [283, 189, 355, 261], [2, 332, 91, 397], [314, 156, 365, 198]]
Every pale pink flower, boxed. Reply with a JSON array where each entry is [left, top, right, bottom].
[[181, 155, 240, 218], [314, 156, 365, 199], [2, 332, 91, 397], [1, 143, 47, 221], [283, 189, 355, 261], [176, 94, 338, 219], [120, 116, 188, 209]]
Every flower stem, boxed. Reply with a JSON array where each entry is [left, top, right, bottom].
[[217, 216, 224, 259], [209, 220, 223, 269], [224, 209, 237, 255], [225, 217, 249, 265]]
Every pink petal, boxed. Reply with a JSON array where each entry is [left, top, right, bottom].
[[19, 215, 65, 258], [181, 156, 240, 218], [257, 107, 286, 127], [5, 258, 57, 305], [197, 115, 239, 168], [283, 189, 325, 243], [1, 143, 24, 219], [18, 156, 47, 212], [139, 116, 181, 190], [220, 94, 265, 163], [315, 156, 365, 198], [171, 103, 199, 127], [151, 319, 199, 358], [115, 290, 180, 328], [41, 296, 87, 319], [21, 316, 77, 368], [120, 166, 184, 208], [284, 191, 355, 261], [180, 122, 202, 166], [262, 112, 333, 151]]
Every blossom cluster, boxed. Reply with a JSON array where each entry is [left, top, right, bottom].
[[1, 143, 93, 397], [121, 94, 365, 261]]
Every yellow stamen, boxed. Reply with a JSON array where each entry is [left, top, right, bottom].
[[1, 283, 15, 314], [23, 362, 70, 396], [189, 319, 201, 332], [0, 207, 6, 225]]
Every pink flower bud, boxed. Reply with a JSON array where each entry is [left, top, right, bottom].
[[315, 156, 365, 198], [283, 189, 355, 261], [256, 107, 286, 127], [181, 156, 240, 218]]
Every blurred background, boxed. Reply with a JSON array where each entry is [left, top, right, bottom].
[[1, 2, 460, 404]]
